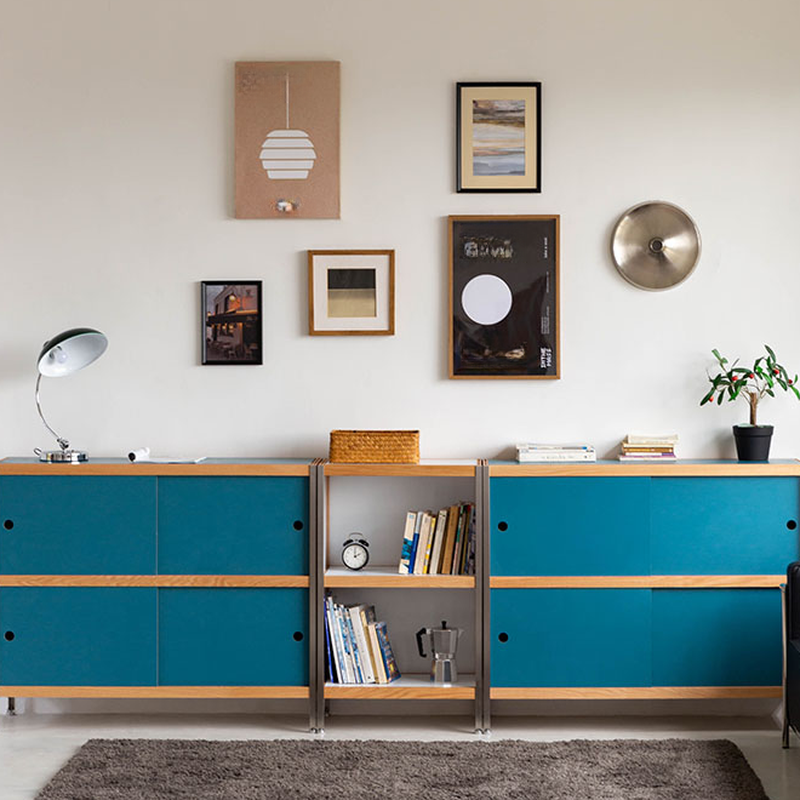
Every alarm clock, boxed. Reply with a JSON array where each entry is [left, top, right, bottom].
[[341, 533, 370, 570]]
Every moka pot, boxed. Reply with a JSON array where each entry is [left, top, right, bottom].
[[416, 620, 463, 684]]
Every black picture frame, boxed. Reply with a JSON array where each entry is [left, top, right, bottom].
[[201, 281, 263, 365], [449, 215, 559, 379], [456, 82, 542, 193]]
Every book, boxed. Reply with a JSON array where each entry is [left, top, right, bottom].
[[407, 511, 424, 575], [397, 511, 417, 574], [413, 512, 433, 575], [625, 434, 678, 445], [516, 442, 593, 451], [517, 450, 596, 463], [359, 605, 379, 682], [324, 595, 338, 683], [428, 508, 448, 575], [349, 604, 375, 683], [422, 511, 437, 574], [450, 504, 467, 575], [344, 610, 364, 683], [459, 503, 473, 574], [374, 621, 401, 682], [440, 504, 459, 576], [367, 622, 387, 683], [327, 597, 347, 683]]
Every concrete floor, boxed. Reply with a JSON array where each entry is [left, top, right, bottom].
[[0, 713, 798, 799]]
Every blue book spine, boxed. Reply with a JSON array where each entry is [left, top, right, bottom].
[[407, 512, 423, 576], [323, 596, 334, 682]]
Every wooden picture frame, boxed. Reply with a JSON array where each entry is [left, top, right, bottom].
[[308, 250, 395, 336], [201, 281, 263, 365], [456, 82, 541, 193], [449, 215, 559, 379]]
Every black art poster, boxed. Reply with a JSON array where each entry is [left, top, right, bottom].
[[450, 216, 559, 378]]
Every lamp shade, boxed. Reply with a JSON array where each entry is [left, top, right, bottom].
[[37, 328, 108, 378]]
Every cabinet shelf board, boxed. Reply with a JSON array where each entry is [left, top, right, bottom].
[[0, 458, 312, 477], [325, 673, 475, 699], [324, 460, 476, 477], [0, 575, 310, 588], [489, 459, 800, 477], [325, 566, 474, 588], [490, 575, 784, 589], [490, 686, 782, 700], [0, 686, 310, 699]]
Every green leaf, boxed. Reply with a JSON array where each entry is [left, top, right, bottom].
[[766, 388, 775, 397], [717, 392, 724, 405], [792, 385, 800, 400], [712, 348, 727, 365], [765, 344, 777, 361]]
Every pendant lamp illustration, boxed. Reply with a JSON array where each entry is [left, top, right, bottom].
[[259, 74, 317, 180]]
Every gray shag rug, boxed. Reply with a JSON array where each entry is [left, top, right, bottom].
[[35, 738, 768, 800]]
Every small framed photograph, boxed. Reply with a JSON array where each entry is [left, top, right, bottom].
[[308, 250, 395, 336], [456, 82, 541, 193], [201, 281, 263, 365], [449, 215, 559, 379]]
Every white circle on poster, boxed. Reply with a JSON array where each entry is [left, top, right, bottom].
[[461, 274, 513, 325]]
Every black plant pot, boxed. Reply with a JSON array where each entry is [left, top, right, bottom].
[[733, 424, 774, 462]]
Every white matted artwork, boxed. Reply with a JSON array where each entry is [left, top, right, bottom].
[[308, 250, 395, 336]]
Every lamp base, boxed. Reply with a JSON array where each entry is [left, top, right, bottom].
[[37, 449, 88, 463]]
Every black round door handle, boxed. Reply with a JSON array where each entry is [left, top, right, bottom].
[[293, 520, 304, 531], [3, 520, 13, 530], [4, 631, 14, 641], [498, 632, 509, 643], [787, 520, 797, 531], [497, 521, 508, 532], [293, 631, 304, 642]]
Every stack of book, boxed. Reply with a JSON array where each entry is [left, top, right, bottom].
[[619, 434, 678, 461], [397, 503, 475, 576], [516, 443, 596, 462], [324, 595, 400, 684]]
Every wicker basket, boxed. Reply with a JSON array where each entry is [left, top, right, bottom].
[[329, 430, 420, 464]]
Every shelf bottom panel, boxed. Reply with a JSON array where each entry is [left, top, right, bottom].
[[0, 686, 310, 699], [325, 673, 475, 699], [490, 686, 781, 700]]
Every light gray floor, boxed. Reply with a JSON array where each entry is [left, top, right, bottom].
[[0, 713, 798, 799]]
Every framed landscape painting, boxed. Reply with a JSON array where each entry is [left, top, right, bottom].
[[235, 61, 340, 219], [308, 250, 395, 336], [449, 215, 559, 379], [456, 82, 541, 193]]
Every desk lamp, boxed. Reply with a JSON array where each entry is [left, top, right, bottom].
[[35, 327, 108, 463]]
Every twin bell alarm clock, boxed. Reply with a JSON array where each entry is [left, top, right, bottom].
[[341, 532, 370, 570]]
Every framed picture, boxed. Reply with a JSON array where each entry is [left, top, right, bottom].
[[456, 82, 541, 193], [235, 61, 340, 219], [201, 281, 263, 365], [449, 215, 559, 379], [308, 250, 395, 336]]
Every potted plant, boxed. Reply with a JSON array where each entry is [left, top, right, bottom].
[[700, 345, 800, 461]]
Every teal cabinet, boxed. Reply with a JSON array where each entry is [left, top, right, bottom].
[[652, 589, 782, 686], [158, 478, 308, 574], [491, 588, 652, 687], [0, 587, 156, 685], [158, 588, 308, 686], [651, 478, 798, 574], [0, 477, 156, 574], [490, 478, 650, 575]]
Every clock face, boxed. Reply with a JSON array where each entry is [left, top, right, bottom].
[[342, 542, 369, 570]]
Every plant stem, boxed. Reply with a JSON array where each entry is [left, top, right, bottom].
[[749, 391, 758, 425]]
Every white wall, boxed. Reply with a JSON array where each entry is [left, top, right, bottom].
[[2, 0, 800, 460]]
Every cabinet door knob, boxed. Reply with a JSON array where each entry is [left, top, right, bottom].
[[3, 631, 14, 641], [3, 520, 13, 530], [498, 632, 509, 643], [293, 520, 304, 531], [787, 520, 797, 531], [293, 631, 304, 642], [497, 521, 508, 532]]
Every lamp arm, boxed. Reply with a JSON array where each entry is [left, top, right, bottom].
[[35, 373, 70, 451]]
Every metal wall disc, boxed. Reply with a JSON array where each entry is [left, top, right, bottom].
[[611, 201, 701, 290]]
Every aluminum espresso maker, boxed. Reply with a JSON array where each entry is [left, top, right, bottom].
[[416, 620, 463, 684]]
